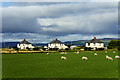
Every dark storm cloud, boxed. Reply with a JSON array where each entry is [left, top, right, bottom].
[[2, 2, 118, 36]]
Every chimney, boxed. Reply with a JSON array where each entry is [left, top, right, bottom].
[[54, 38, 57, 40], [94, 37, 96, 39], [23, 39, 26, 41]]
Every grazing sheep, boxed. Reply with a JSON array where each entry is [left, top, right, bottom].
[[46, 53, 49, 55], [64, 52, 67, 54], [115, 55, 120, 59], [76, 51, 79, 54], [60, 52, 64, 54], [74, 51, 79, 54], [15, 51, 17, 53], [105, 51, 107, 53], [61, 56, 67, 60], [113, 51, 116, 53], [106, 55, 113, 60], [94, 53, 98, 56], [82, 56, 88, 60]]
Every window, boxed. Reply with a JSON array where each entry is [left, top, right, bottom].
[[93, 43, 96, 46]]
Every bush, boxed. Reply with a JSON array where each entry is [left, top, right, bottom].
[[84, 47, 92, 51], [95, 48, 98, 51], [58, 49, 66, 52], [33, 47, 40, 51], [98, 48, 104, 51], [107, 40, 120, 49], [14, 48, 19, 51], [84, 47, 87, 51], [65, 48, 70, 51], [48, 48, 59, 51]]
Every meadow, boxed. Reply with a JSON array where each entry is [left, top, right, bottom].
[[2, 51, 119, 78]]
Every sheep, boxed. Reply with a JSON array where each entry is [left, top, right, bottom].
[[46, 53, 49, 55], [60, 52, 64, 54], [76, 51, 79, 54], [106, 55, 113, 60], [15, 51, 17, 53], [113, 51, 116, 53], [115, 55, 120, 59], [74, 52, 77, 54], [105, 51, 107, 53], [82, 56, 88, 60], [74, 51, 79, 54], [64, 52, 67, 54], [61, 56, 67, 60], [94, 53, 98, 56]]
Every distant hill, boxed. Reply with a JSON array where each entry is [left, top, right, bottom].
[[0, 38, 119, 48], [0, 42, 20, 48], [64, 38, 119, 46], [0, 42, 47, 48]]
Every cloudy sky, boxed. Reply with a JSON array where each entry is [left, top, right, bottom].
[[1, 2, 118, 43]]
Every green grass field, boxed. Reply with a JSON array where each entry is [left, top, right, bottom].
[[2, 51, 119, 78]]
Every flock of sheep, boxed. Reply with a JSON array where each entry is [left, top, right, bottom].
[[46, 51, 120, 60]]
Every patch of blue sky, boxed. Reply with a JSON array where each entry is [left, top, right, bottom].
[[2, 2, 16, 7]]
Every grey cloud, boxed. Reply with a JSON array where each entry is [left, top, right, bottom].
[[2, 33, 118, 43], [2, 2, 118, 36]]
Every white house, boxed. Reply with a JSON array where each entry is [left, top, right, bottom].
[[86, 37, 104, 49], [48, 38, 68, 49], [17, 39, 34, 49]]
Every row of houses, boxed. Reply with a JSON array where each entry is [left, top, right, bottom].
[[17, 37, 105, 50]]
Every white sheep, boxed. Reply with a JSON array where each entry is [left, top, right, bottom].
[[82, 56, 88, 60], [61, 56, 67, 60], [106, 55, 113, 60], [46, 53, 49, 55], [115, 55, 120, 59], [75, 51, 79, 54], [76, 51, 79, 54], [105, 51, 107, 53], [64, 52, 67, 54], [94, 53, 98, 56], [113, 51, 116, 53], [60, 52, 64, 54], [74, 52, 77, 54]]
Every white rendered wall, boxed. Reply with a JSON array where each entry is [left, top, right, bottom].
[[17, 44, 34, 49], [48, 43, 68, 49], [86, 43, 104, 48]]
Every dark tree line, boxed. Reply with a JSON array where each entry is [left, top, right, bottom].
[[107, 40, 120, 50]]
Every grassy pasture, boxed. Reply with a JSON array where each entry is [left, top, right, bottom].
[[2, 51, 119, 78]]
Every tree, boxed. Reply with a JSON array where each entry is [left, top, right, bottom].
[[107, 40, 120, 50], [14, 48, 19, 51]]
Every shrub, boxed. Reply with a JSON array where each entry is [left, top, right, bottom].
[[98, 48, 104, 51], [48, 48, 59, 51], [33, 47, 40, 51], [84, 47, 92, 51], [107, 40, 120, 49], [65, 48, 70, 51], [84, 47, 87, 51], [58, 49, 66, 52], [14, 48, 19, 51]]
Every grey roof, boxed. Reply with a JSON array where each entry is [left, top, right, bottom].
[[87, 38, 103, 43], [18, 39, 31, 44], [49, 38, 63, 44]]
